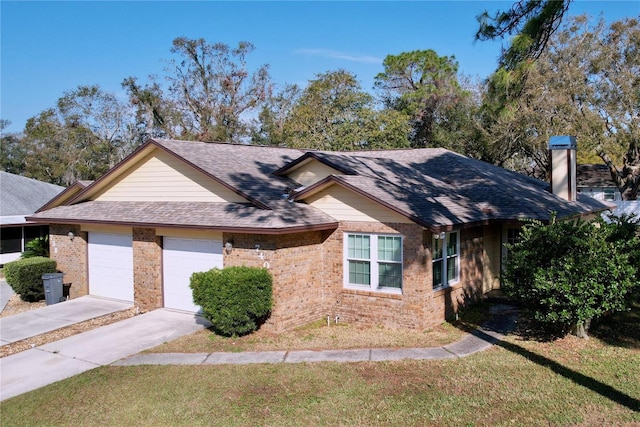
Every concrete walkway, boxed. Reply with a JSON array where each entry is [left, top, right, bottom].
[[0, 295, 132, 346], [114, 304, 519, 367]]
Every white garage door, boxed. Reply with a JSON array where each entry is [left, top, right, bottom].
[[163, 237, 223, 312], [88, 232, 134, 302]]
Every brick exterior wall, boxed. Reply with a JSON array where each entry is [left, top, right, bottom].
[[132, 228, 162, 312], [48, 221, 488, 333], [430, 227, 485, 322], [322, 222, 431, 329], [223, 230, 331, 333], [49, 224, 88, 299]]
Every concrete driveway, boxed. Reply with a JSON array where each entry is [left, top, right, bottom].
[[1, 308, 211, 401], [0, 295, 132, 346]]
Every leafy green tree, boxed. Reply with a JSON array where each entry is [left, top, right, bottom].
[[124, 38, 272, 143], [481, 15, 640, 199], [0, 120, 26, 174], [284, 70, 411, 150], [251, 83, 301, 146], [374, 50, 468, 149], [503, 215, 638, 338], [20, 85, 138, 185], [475, 0, 571, 70], [476, 1, 571, 166]]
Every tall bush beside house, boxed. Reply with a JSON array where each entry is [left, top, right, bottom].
[[502, 215, 637, 338], [190, 266, 273, 337], [602, 213, 640, 302], [4, 257, 57, 302]]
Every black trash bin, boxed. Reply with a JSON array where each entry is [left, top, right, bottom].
[[42, 273, 64, 305]]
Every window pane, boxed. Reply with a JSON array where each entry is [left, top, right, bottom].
[[379, 262, 402, 288], [447, 233, 458, 256], [378, 236, 401, 262], [0, 227, 22, 254], [349, 260, 370, 285], [432, 238, 442, 260], [447, 256, 458, 282], [24, 225, 47, 245], [348, 234, 370, 259], [433, 259, 443, 288]]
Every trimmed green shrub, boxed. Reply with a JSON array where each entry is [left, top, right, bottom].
[[190, 266, 273, 337], [4, 256, 57, 302], [503, 215, 637, 337]]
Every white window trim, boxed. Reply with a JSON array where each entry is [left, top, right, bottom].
[[343, 232, 403, 294], [432, 231, 460, 290]]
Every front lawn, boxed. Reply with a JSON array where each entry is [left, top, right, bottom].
[[1, 304, 638, 426]]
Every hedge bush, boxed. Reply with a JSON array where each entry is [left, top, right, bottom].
[[4, 256, 57, 302], [190, 266, 273, 337], [503, 215, 637, 337]]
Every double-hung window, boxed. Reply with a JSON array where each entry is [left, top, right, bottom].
[[432, 231, 459, 289], [344, 233, 402, 292]]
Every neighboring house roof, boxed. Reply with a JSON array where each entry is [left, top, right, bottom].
[[577, 164, 616, 188], [27, 139, 612, 232], [608, 201, 640, 219], [0, 171, 64, 226], [36, 180, 93, 213]]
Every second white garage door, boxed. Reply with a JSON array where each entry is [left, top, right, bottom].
[[163, 237, 223, 312], [88, 232, 134, 302]]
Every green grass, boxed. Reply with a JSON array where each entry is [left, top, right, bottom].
[[1, 304, 638, 426]]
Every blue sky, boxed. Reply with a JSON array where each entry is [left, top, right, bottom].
[[1, 1, 638, 134]]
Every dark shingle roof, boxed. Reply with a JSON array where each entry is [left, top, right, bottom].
[[29, 201, 338, 233], [0, 172, 64, 216], [28, 139, 611, 231], [294, 148, 611, 227], [577, 164, 616, 188], [154, 139, 304, 207]]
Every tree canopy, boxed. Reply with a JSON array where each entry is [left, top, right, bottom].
[[374, 50, 469, 149], [124, 38, 272, 143], [280, 70, 411, 151], [476, 0, 572, 69], [481, 15, 640, 199], [2, 17, 638, 201]]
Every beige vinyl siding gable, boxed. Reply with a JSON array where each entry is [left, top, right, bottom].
[[287, 160, 343, 187], [305, 184, 412, 223], [93, 150, 248, 203]]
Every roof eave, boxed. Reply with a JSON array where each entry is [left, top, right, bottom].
[[25, 215, 339, 235]]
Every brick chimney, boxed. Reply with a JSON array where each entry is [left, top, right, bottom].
[[548, 136, 577, 202]]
